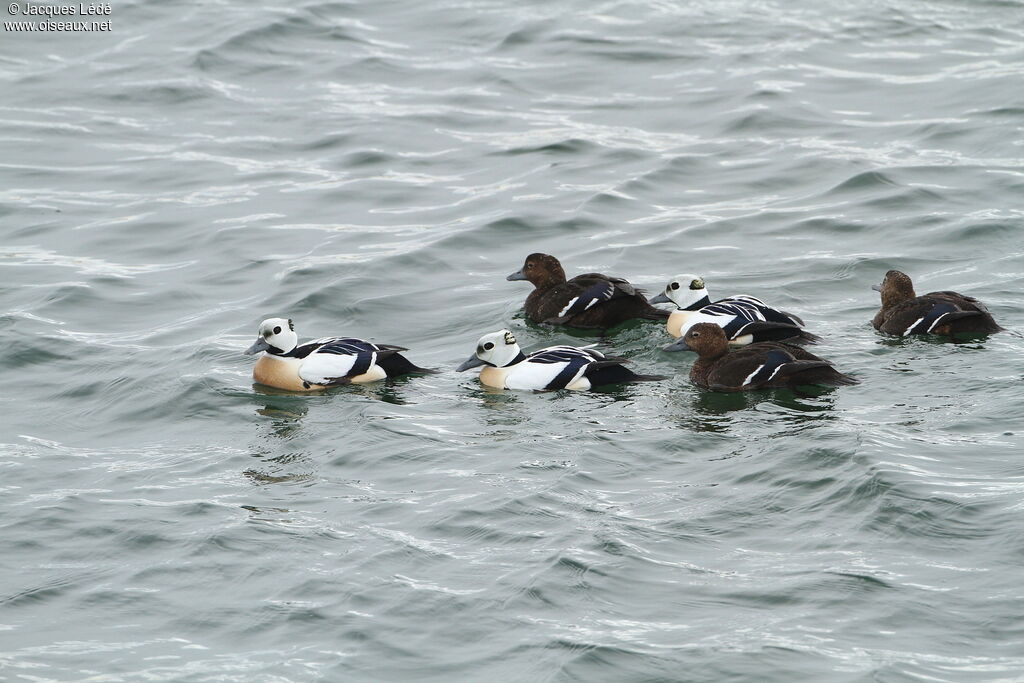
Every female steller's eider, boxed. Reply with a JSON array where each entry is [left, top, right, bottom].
[[664, 323, 857, 393], [649, 274, 819, 346], [872, 270, 1003, 337], [245, 318, 434, 391], [456, 329, 665, 391], [507, 253, 670, 330]]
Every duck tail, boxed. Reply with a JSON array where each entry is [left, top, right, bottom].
[[946, 312, 1005, 336], [586, 362, 667, 386], [640, 307, 672, 321], [739, 321, 820, 344], [790, 329, 822, 345], [376, 352, 438, 377], [629, 372, 670, 382], [790, 366, 859, 387]]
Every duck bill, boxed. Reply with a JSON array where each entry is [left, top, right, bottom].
[[245, 338, 270, 355], [456, 355, 486, 372], [648, 292, 672, 305], [871, 283, 882, 292], [506, 269, 527, 281], [662, 338, 694, 353]]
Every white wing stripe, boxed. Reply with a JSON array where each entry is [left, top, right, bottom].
[[742, 364, 765, 386], [903, 317, 925, 336], [927, 314, 950, 332], [558, 297, 580, 318]]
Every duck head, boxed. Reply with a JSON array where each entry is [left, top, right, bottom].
[[649, 274, 710, 310], [506, 253, 566, 288], [663, 322, 730, 358], [456, 329, 525, 371], [872, 270, 916, 309], [245, 317, 297, 355]]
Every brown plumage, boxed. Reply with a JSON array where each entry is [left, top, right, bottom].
[[666, 323, 858, 392], [872, 270, 1002, 337], [507, 253, 670, 330]]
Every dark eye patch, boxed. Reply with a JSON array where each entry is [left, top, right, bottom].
[[484, 342, 494, 350], [273, 326, 282, 335], [670, 282, 680, 290]]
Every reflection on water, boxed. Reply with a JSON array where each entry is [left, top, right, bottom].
[[256, 401, 309, 421], [876, 333, 997, 348], [252, 376, 414, 405], [244, 441, 317, 486], [240, 504, 290, 516], [468, 384, 528, 435], [252, 394, 310, 440], [587, 383, 653, 402], [242, 466, 315, 486], [668, 386, 840, 433]]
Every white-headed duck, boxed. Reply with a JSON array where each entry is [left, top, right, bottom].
[[456, 329, 665, 391], [649, 274, 818, 345], [245, 318, 434, 391]]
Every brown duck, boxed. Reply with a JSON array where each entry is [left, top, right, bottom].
[[507, 253, 669, 330], [665, 323, 857, 392], [872, 270, 1002, 337]]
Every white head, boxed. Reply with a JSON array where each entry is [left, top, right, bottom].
[[245, 317, 298, 356], [456, 329, 524, 371], [648, 274, 709, 310]]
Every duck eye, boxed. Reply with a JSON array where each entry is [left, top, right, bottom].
[[273, 326, 282, 335], [484, 342, 494, 350], [692, 331, 700, 337], [670, 282, 679, 290]]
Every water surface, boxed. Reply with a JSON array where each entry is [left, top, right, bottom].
[[2, 0, 1024, 680]]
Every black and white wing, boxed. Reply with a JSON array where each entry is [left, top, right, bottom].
[[713, 296, 804, 327], [688, 296, 812, 342], [721, 294, 769, 308], [298, 337, 397, 386], [687, 300, 765, 339], [899, 301, 982, 336], [709, 349, 820, 391], [507, 347, 594, 391], [546, 281, 618, 323], [700, 298, 765, 319]]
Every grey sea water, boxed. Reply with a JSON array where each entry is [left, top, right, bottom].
[[2, 0, 1024, 680]]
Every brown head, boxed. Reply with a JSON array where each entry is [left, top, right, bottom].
[[506, 253, 567, 288], [873, 270, 916, 309], [663, 322, 730, 359]]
